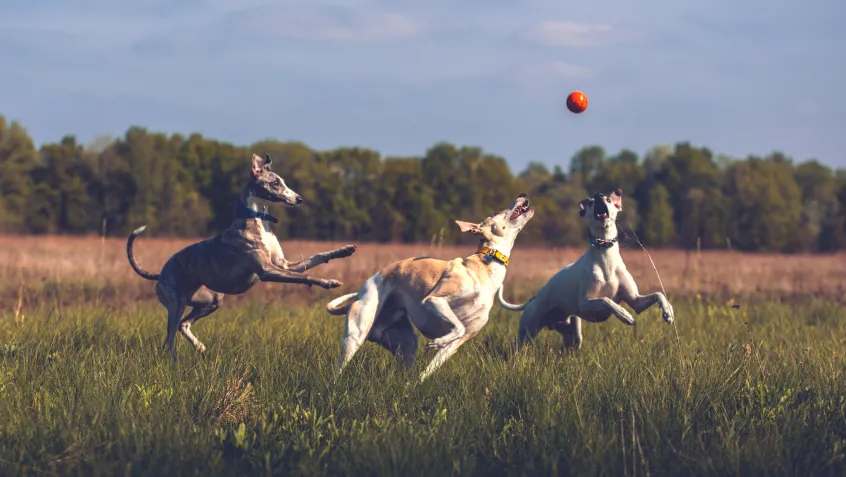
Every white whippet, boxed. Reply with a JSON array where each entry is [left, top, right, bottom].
[[498, 189, 674, 349], [326, 193, 534, 382]]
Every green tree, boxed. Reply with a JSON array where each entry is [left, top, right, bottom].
[[0, 116, 39, 232], [659, 143, 726, 248], [724, 156, 802, 251], [29, 136, 93, 234], [792, 160, 840, 252], [639, 183, 675, 246], [569, 146, 605, 184]]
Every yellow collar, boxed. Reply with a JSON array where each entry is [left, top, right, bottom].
[[477, 246, 509, 267]]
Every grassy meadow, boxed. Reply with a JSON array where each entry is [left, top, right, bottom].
[[0, 236, 844, 476]]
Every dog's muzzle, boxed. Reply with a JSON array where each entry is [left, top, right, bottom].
[[510, 194, 530, 221], [593, 193, 609, 221]]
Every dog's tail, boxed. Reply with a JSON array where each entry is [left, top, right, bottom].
[[326, 293, 357, 315], [497, 285, 534, 311], [126, 225, 160, 281]]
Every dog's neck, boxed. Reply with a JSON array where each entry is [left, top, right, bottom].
[[241, 188, 263, 213], [588, 222, 620, 255], [234, 185, 277, 229], [473, 239, 513, 270]]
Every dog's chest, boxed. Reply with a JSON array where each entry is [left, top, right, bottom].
[[258, 222, 285, 261], [588, 262, 623, 297]]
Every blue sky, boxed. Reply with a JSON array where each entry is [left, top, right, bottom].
[[1, 0, 844, 171]]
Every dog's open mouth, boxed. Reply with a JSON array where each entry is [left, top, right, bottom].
[[593, 198, 609, 221], [510, 199, 531, 220]]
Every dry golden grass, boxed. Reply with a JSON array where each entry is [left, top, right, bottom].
[[1, 234, 845, 309]]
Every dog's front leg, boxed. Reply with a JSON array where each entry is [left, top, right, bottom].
[[624, 293, 674, 324], [257, 265, 342, 289], [422, 296, 467, 350], [245, 251, 342, 289], [619, 273, 674, 323], [285, 244, 357, 273], [577, 297, 635, 325]]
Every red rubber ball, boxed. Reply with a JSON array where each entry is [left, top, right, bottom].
[[566, 91, 588, 114]]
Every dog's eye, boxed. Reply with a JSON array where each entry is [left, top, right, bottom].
[[606, 198, 611, 203], [274, 179, 281, 186]]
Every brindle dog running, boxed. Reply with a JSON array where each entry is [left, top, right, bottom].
[[127, 153, 357, 358]]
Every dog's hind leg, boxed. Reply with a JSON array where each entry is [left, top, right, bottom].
[[372, 315, 419, 371], [179, 288, 224, 353], [419, 333, 471, 383], [515, 300, 547, 347], [552, 316, 583, 350], [336, 276, 387, 377], [156, 280, 187, 360]]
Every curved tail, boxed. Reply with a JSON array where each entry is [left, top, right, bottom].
[[326, 293, 357, 315], [126, 225, 160, 281], [497, 285, 533, 311]]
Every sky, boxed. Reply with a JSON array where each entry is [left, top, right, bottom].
[[1, 0, 844, 172]]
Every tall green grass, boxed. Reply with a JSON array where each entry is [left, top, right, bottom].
[[0, 295, 844, 476]]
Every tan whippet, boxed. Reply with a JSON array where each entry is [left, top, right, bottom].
[[127, 153, 357, 358], [499, 189, 674, 349], [326, 193, 534, 382]]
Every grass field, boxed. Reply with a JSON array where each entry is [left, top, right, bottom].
[[0, 236, 844, 476]]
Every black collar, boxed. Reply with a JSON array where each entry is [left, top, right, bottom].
[[590, 233, 617, 249], [233, 200, 278, 223]]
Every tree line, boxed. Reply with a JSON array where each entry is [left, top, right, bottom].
[[1, 113, 844, 252]]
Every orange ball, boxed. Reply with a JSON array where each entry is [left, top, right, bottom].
[[566, 91, 588, 114]]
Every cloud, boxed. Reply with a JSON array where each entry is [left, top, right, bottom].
[[231, 5, 423, 41], [516, 60, 595, 89], [525, 20, 627, 47]]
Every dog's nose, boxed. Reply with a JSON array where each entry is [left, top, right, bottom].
[[295, 196, 303, 204], [518, 193, 527, 198]]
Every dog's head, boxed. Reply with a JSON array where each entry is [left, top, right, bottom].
[[455, 193, 534, 252], [249, 153, 303, 207], [579, 189, 622, 232]]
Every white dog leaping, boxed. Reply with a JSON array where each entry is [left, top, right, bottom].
[[499, 189, 674, 350], [326, 193, 535, 382]]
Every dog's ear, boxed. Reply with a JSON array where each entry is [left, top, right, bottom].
[[610, 189, 622, 210], [455, 220, 482, 235], [578, 199, 589, 217], [251, 154, 264, 179], [264, 153, 273, 167]]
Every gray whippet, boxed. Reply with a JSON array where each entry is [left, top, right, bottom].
[[127, 153, 357, 358], [325, 193, 534, 382], [498, 189, 674, 349]]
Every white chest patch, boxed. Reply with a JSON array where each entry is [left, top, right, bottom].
[[259, 221, 285, 261]]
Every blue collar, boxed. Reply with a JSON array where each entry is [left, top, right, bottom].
[[590, 233, 617, 249], [234, 200, 278, 223]]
